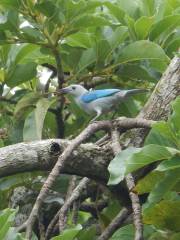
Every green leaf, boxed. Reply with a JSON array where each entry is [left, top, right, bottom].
[[0, 208, 16, 240], [135, 16, 154, 39], [6, 62, 37, 87], [146, 169, 180, 206], [65, 32, 93, 49], [14, 44, 39, 64], [134, 171, 164, 194], [14, 92, 40, 119], [143, 200, 180, 231], [71, 15, 109, 29], [23, 98, 55, 141], [149, 15, 180, 40], [117, 40, 170, 64], [117, 64, 157, 82], [0, 0, 21, 9], [76, 225, 96, 240], [108, 147, 140, 185], [111, 224, 155, 240], [108, 144, 178, 185], [156, 156, 180, 171], [35, 1, 57, 17], [21, 27, 44, 42], [104, 2, 125, 24], [170, 96, 180, 136], [77, 48, 96, 73], [51, 224, 82, 240], [147, 121, 179, 147], [107, 26, 128, 52]]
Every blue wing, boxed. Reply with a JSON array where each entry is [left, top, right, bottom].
[[81, 89, 120, 103]]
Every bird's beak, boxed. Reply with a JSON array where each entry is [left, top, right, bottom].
[[58, 87, 72, 94]]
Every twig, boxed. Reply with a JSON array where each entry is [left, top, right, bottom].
[[45, 177, 90, 239], [59, 177, 90, 232], [111, 129, 143, 240], [19, 118, 152, 239], [97, 208, 130, 240], [59, 175, 77, 231], [71, 199, 80, 225]]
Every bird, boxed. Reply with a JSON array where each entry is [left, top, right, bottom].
[[60, 84, 147, 122]]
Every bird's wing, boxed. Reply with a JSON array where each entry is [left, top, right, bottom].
[[81, 89, 120, 103]]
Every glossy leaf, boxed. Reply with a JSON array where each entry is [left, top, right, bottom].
[[149, 15, 180, 40], [71, 15, 109, 29], [135, 171, 164, 194], [23, 98, 55, 141], [65, 32, 93, 49], [77, 48, 96, 73], [146, 169, 180, 206], [143, 200, 180, 231], [135, 16, 154, 39], [51, 224, 82, 240], [156, 156, 180, 171], [108, 144, 179, 185], [117, 40, 170, 64], [6, 62, 37, 87]]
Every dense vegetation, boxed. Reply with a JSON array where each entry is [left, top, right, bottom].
[[0, 0, 179, 239]]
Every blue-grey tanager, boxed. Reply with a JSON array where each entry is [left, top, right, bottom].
[[60, 84, 147, 122]]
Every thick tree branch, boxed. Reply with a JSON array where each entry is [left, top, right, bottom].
[[15, 118, 152, 238], [0, 118, 153, 181], [131, 56, 180, 147]]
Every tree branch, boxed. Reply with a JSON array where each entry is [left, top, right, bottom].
[[97, 208, 130, 240], [111, 129, 143, 240], [0, 118, 153, 181]]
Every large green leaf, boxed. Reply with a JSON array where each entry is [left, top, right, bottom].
[[34, 1, 57, 17], [77, 48, 96, 73], [156, 156, 180, 171], [117, 40, 170, 65], [108, 144, 179, 185], [106, 26, 128, 58], [149, 15, 180, 40], [71, 15, 110, 29], [117, 64, 157, 82], [0, 0, 21, 9], [104, 2, 125, 24], [135, 16, 154, 39], [146, 121, 179, 148], [23, 98, 55, 141], [146, 169, 180, 206], [134, 171, 164, 194], [111, 224, 154, 240], [51, 224, 82, 240], [6, 62, 37, 87], [14, 92, 40, 119], [143, 200, 180, 231], [65, 32, 94, 49]]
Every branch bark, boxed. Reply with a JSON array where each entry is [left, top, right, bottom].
[[0, 118, 153, 181]]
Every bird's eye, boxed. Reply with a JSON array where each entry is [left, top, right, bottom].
[[72, 86, 76, 90]]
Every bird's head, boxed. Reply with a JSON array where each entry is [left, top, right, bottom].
[[60, 84, 88, 97]]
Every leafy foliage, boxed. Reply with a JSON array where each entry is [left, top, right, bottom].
[[0, 0, 180, 239], [108, 96, 180, 237]]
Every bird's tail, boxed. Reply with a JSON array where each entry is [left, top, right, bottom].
[[125, 89, 149, 97]]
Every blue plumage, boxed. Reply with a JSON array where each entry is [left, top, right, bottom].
[[81, 89, 120, 103], [60, 84, 147, 122]]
